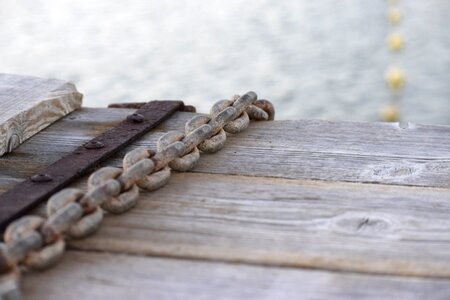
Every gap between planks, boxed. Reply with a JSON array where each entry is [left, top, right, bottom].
[[61, 172, 450, 279], [1, 107, 449, 282], [1, 107, 449, 188], [22, 249, 450, 300]]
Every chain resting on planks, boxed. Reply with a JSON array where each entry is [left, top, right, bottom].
[[0, 91, 274, 299], [0, 100, 185, 231]]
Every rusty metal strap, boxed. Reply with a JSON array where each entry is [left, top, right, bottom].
[[0, 100, 185, 231]]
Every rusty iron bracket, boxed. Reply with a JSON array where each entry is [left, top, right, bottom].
[[108, 101, 197, 112], [0, 100, 187, 231]]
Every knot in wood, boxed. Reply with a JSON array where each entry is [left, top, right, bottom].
[[332, 212, 393, 237]]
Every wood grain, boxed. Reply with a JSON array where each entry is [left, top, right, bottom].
[[23, 250, 450, 300], [0, 73, 82, 156], [0, 106, 449, 298], [1, 108, 448, 187], [64, 173, 450, 278], [194, 120, 450, 188]]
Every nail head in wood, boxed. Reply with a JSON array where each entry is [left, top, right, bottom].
[[31, 174, 53, 183], [84, 141, 105, 150], [127, 113, 145, 123]]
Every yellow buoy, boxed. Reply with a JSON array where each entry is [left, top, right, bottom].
[[387, 33, 404, 51], [387, 8, 402, 25], [388, 0, 401, 5], [380, 104, 400, 122], [385, 67, 406, 91]]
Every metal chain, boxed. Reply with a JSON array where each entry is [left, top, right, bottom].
[[0, 91, 274, 299]]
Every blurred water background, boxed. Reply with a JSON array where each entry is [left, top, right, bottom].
[[1, 0, 449, 124]]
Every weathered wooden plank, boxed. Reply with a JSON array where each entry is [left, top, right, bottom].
[[1, 107, 449, 280], [0, 101, 447, 299], [63, 173, 450, 278], [0, 73, 82, 156], [195, 121, 450, 188], [22, 250, 450, 300], [0, 101, 184, 231], [1, 107, 448, 188]]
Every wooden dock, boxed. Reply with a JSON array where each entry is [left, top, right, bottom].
[[1, 105, 450, 299]]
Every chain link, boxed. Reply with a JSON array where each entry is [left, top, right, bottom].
[[250, 99, 275, 121], [158, 131, 200, 171], [46, 189, 104, 239], [0, 262, 20, 300], [0, 91, 274, 298], [122, 148, 171, 191], [88, 167, 140, 214], [212, 99, 249, 134], [4, 216, 65, 270], [184, 115, 227, 153]]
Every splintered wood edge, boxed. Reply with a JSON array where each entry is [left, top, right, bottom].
[[0, 81, 82, 156]]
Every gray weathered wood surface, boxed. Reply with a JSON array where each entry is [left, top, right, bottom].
[[3, 108, 448, 187], [0, 73, 82, 156], [22, 251, 450, 300], [67, 173, 450, 278], [1, 107, 449, 299]]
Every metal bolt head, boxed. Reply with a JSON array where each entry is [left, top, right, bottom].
[[127, 113, 145, 123], [84, 141, 105, 149], [31, 173, 53, 183]]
